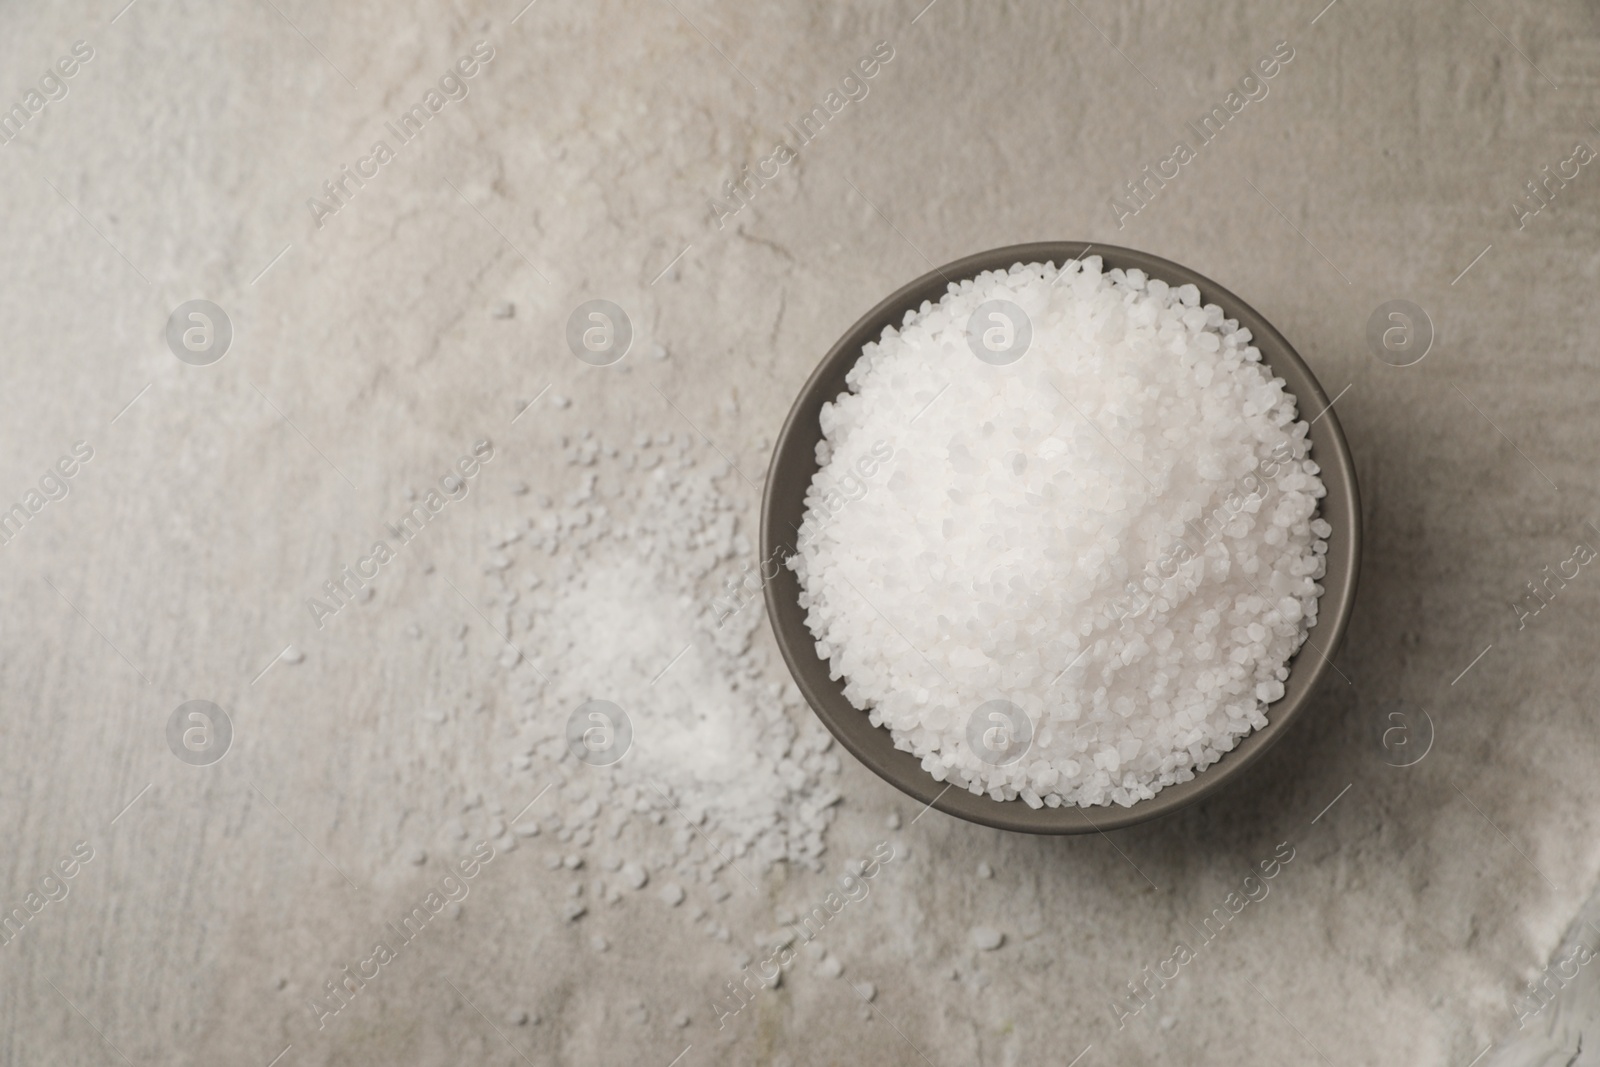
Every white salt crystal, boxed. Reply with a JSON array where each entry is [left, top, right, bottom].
[[970, 927, 1005, 951], [480, 432, 840, 874], [792, 258, 1327, 809]]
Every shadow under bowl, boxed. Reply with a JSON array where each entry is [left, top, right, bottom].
[[761, 241, 1361, 834]]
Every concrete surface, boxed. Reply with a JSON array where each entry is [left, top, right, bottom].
[[2, 0, 1599, 1064]]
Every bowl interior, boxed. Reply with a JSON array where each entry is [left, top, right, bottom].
[[761, 242, 1360, 834]]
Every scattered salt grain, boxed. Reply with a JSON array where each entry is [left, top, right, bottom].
[[971, 927, 1005, 951], [483, 433, 840, 873]]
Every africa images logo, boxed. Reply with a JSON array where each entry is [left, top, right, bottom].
[[305, 43, 496, 229]]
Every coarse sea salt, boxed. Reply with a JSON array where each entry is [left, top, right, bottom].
[[489, 430, 842, 871], [789, 257, 1329, 809]]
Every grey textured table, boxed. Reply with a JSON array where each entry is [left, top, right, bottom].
[[1, 1, 1597, 1064]]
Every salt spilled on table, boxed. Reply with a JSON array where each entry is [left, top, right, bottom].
[[487, 430, 843, 872], [790, 257, 1329, 809]]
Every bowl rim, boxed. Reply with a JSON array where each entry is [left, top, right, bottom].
[[760, 241, 1361, 834]]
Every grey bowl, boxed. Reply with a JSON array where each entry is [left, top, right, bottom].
[[761, 242, 1361, 834]]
